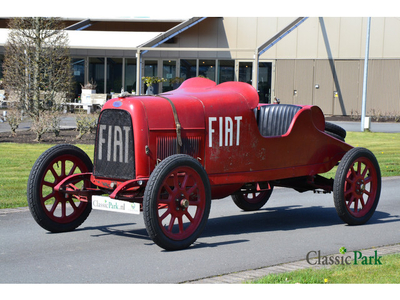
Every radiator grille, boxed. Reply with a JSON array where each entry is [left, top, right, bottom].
[[94, 109, 135, 180], [157, 136, 201, 160]]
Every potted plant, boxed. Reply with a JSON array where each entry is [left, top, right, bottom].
[[169, 77, 184, 89], [142, 76, 167, 95], [80, 79, 97, 91]]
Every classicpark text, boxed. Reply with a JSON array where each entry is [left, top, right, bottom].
[[306, 250, 383, 265]]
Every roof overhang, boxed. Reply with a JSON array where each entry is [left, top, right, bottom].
[[0, 28, 163, 50], [0, 17, 204, 51], [67, 30, 163, 49]]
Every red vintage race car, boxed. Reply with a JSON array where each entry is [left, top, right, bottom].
[[27, 78, 381, 251]]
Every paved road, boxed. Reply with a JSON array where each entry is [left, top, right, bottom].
[[1, 176, 399, 283], [329, 121, 400, 133], [0, 115, 76, 133]]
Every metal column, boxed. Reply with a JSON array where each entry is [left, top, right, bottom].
[[361, 17, 372, 132]]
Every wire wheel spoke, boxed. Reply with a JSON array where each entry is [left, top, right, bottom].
[[168, 215, 176, 232], [42, 191, 55, 203], [184, 210, 195, 223], [49, 198, 60, 215], [159, 207, 171, 221]]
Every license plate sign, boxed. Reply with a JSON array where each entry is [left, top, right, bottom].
[[92, 196, 140, 214]]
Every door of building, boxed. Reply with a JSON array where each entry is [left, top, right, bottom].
[[236, 61, 253, 84], [333, 60, 361, 116], [313, 59, 334, 115], [258, 62, 273, 103], [162, 60, 177, 92]]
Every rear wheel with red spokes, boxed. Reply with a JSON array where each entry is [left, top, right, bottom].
[[333, 147, 381, 225], [27, 144, 93, 232], [143, 154, 211, 251], [232, 183, 273, 211]]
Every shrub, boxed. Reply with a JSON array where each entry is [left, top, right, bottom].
[[76, 111, 98, 139], [6, 108, 22, 136]]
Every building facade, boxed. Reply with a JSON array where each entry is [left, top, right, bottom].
[[1, 17, 400, 116]]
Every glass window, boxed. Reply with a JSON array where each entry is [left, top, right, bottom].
[[0, 54, 4, 80], [106, 57, 123, 94], [239, 62, 253, 84], [218, 60, 234, 83], [180, 59, 196, 80], [144, 60, 158, 94], [258, 62, 272, 103], [72, 58, 85, 98], [144, 60, 158, 77], [199, 60, 215, 81], [89, 57, 105, 93], [162, 60, 177, 92], [125, 58, 137, 94]]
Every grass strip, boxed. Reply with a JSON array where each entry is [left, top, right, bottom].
[[251, 253, 400, 284], [0, 143, 94, 209]]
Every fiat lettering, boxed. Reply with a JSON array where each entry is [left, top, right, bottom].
[[208, 116, 242, 147], [98, 124, 131, 163]]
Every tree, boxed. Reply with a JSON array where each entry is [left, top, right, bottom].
[[2, 17, 73, 141]]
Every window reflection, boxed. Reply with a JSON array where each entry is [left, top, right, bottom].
[[239, 62, 252, 84], [72, 58, 85, 98], [107, 57, 123, 94], [258, 62, 272, 103], [125, 58, 137, 94], [199, 60, 215, 81], [180, 59, 196, 79], [89, 57, 105, 93], [0, 54, 4, 79], [218, 60, 234, 83], [163, 60, 176, 92], [78, 57, 270, 100]]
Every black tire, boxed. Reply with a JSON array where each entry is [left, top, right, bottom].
[[143, 154, 211, 251], [325, 122, 346, 141], [27, 144, 93, 232], [333, 147, 381, 225], [232, 184, 273, 211]]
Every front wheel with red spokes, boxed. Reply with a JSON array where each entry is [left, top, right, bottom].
[[27, 144, 93, 232], [333, 147, 381, 225], [143, 154, 211, 251]]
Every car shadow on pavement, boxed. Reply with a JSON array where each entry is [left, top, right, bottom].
[[74, 222, 152, 241], [58, 205, 398, 249], [201, 205, 398, 239]]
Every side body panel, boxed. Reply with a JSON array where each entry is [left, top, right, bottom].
[[96, 78, 352, 199]]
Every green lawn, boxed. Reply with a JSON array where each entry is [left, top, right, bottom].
[[0, 143, 94, 209], [346, 131, 400, 177], [0, 131, 399, 209], [252, 253, 400, 284]]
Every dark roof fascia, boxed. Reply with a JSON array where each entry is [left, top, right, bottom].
[[64, 19, 92, 31]]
